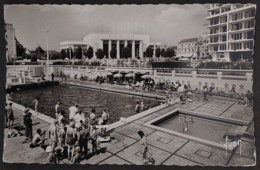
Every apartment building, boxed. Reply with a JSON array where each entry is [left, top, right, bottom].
[[204, 4, 256, 62]]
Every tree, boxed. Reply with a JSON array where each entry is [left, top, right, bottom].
[[96, 48, 104, 59], [60, 49, 67, 59], [75, 46, 83, 59], [155, 47, 161, 58], [145, 47, 153, 58], [110, 47, 117, 59], [36, 46, 45, 55], [15, 37, 26, 58], [51, 52, 61, 60], [166, 48, 175, 58], [85, 46, 94, 59], [122, 47, 131, 59], [160, 48, 166, 57]]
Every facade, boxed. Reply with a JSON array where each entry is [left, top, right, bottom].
[[83, 33, 154, 59], [177, 37, 203, 60], [5, 23, 17, 62], [60, 41, 89, 51], [204, 3, 256, 62], [60, 33, 161, 59]]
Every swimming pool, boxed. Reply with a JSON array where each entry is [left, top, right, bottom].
[[10, 84, 161, 124], [144, 109, 249, 150]]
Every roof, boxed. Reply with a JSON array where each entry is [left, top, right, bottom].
[[168, 46, 177, 50], [178, 38, 198, 44], [60, 41, 88, 46]]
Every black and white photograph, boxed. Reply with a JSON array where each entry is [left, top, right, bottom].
[[2, 2, 257, 166]]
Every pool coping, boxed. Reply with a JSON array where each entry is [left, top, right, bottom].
[[62, 81, 166, 100], [143, 109, 251, 152]]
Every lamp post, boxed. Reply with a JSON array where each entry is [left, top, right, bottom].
[[46, 29, 50, 76]]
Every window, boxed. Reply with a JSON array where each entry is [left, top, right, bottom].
[[221, 35, 227, 42], [232, 13, 243, 21], [231, 23, 242, 31], [220, 44, 226, 50], [213, 45, 218, 51], [244, 9, 255, 18], [244, 20, 254, 29], [244, 41, 253, 50], [244, 31, 254, 39], [221, 26, 227, 32], [231, 43, 242, 50], [5, 35, 8, 39]]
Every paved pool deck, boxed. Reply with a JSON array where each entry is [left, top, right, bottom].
[[3, 80, 256, 166]]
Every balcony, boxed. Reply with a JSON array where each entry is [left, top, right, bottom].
[[228, 27, 254, 33], [229, 16, 255, 24]]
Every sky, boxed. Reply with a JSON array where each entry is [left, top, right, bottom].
[[4, 4, 208, 51]]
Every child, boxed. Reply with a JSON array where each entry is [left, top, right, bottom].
[[72, 142, 81, 163], [46, 145, 58, 164]]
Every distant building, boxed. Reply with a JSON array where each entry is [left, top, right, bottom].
[[5, 23, 17, 62], [61, 33, 161, 59], [204, 3, 256, 62], [177, 37, 203, 60]]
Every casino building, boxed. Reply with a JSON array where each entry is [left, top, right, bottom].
[[60, 33, 161, 59]]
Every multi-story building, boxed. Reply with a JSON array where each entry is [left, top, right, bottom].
[[176, 37, 203, 60], [5, 23, 17, 62], [204, 3, 256, 62]]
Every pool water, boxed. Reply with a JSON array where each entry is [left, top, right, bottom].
[[10, 84, 160, 124], [156, 114, 241, 143]]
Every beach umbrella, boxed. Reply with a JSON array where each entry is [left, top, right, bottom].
[[141, 75, 151, 79], [107, 72, 113, 76], [113, 73, 123, 78], [125, 73, 135, 78]]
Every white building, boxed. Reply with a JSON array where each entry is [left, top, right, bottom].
[[204, 3, 256, 62], [5, 23, 17, 62], [60, 33, 161, 59], [177, 37, 203, 59]]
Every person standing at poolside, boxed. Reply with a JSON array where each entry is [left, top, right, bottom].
[[48, 120, 59, 150], [90, 125, 98, 154], [89, 109, 97, 126], [138, 131, 149, 164], [55, 101, 60, 114], [202, 86, 208, 101], [8, 103, 14, 129], [74, 110, 85, 128], [66, 121, 76, 161], [69, 104, 79, 120], [101, 109, 109, 125], [51, 72, 54, 81], [5, 103, 10, 128], [32, 97, 39, 115], [78, 123, 89, 156], [23, 112, 33, 143]]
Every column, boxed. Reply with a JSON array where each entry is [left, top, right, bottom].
[[132, 40, 135, 59], [108, 40, 112, 59], [116, 40, 120, 59], [124, 40, 128, 47], [139, 41, 143, 58], [153, 44, 156, 58]]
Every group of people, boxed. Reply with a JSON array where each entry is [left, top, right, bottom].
[[27, 101, 111, 164]]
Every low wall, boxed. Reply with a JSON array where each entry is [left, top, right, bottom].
[[7, 65, 253, 93]]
